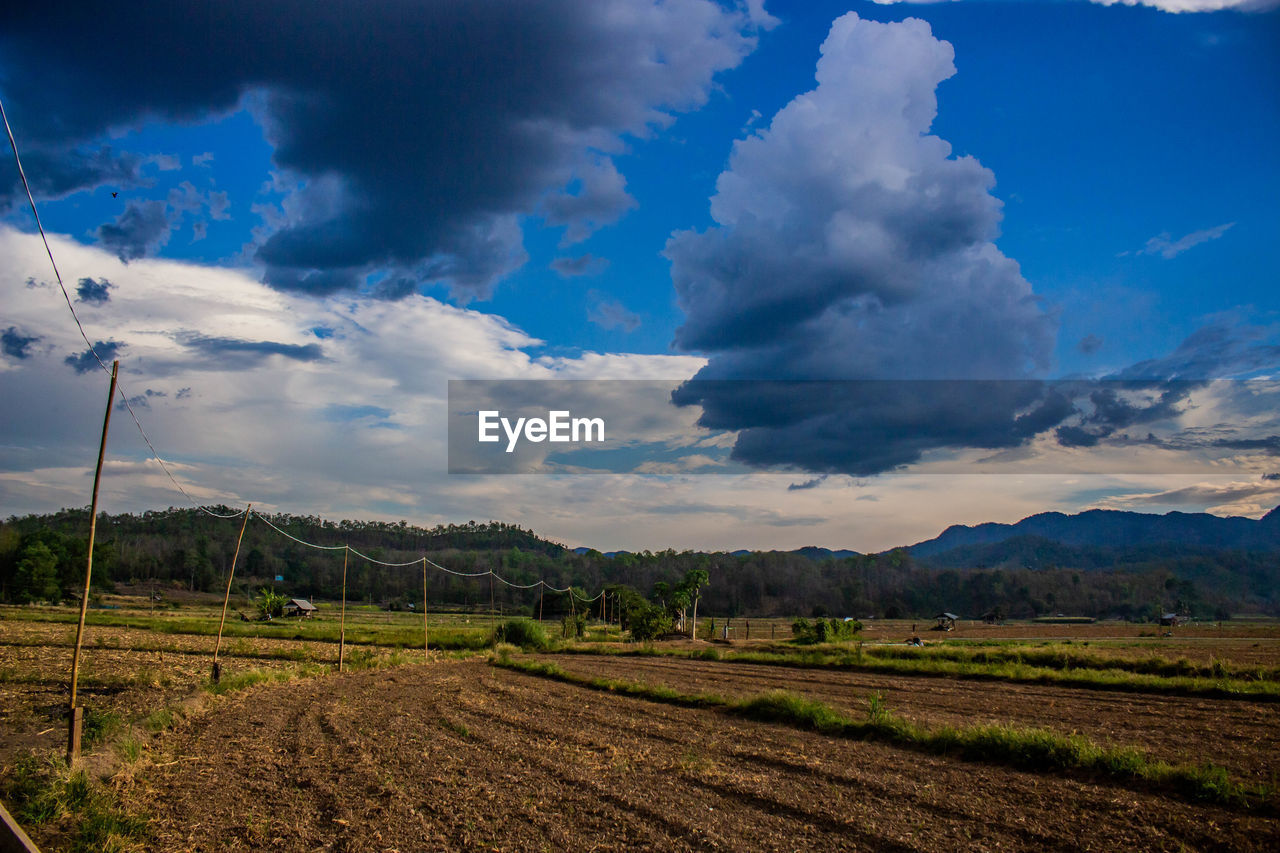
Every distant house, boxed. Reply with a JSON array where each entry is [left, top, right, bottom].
[[284, 598, 317, 618], [933, 612, 958, 631], [1158, 612, 1181, 627], [981, 609, 1004, 625]]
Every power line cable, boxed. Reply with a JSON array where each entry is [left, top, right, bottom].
[[5, 96, 611, 604], [2, 95, 238, 520]]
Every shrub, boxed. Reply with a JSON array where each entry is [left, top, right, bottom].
[[626, 601, 672, 642], [561, 612, 587, 640], [491, 618, 548, 650], [792, 617, 862, 644]]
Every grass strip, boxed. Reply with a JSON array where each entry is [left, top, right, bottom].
[[0, 609, 491, 650], [494, 657, 1274, 811], [557, 643, 1280, 702], [0, 754, 148, 852]]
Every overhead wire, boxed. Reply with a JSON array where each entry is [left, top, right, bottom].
[[252, 511, 348, 551], [4, 95, 613, 604], [1, 94, 241, 520]]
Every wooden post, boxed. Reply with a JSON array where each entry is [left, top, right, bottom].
[[538, 582, 544, 623], [68, 360, 117, 764], [600, 591, 606, 622], [422, 558, 429, 661], [211, 503, 253, 683], [489, 572, 495, 622], [338, 546, 348, 672]]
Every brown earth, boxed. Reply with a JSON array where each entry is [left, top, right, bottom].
[[119, 660, 1280, 852], [540, 653, 1280, 785], [0, 622, 370, 763]]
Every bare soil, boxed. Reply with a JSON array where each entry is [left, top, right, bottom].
[[118, 660, 1280, 852], [541, 653, 1280, 785]]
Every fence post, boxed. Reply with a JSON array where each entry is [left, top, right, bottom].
[[67, 359, 117, 765], [212, 503, 253, 683], [422, 558, 429, 661], [338, 546, 348, 672]]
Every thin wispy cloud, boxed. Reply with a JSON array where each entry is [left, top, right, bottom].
[[1139, 222, 1235, 259]]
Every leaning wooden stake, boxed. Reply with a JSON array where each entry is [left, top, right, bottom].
[[68, 360, 117, 765], [211, 504, 253, 683], [421, 557, 429, 661], [338, 546, 349, 672]]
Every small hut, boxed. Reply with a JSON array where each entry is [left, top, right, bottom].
[[1158, 612, 1181, 627], [933, 612, 958, 631], [284, 598, 317, 619]]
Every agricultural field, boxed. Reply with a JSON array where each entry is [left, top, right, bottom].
[[1, 602, 1278, 851]]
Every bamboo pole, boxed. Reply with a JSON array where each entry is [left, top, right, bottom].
[[338, 546, 348, 672], [212, 503, 252, 683], [68, 360, 117, 764], [422, 558, 429, 661]]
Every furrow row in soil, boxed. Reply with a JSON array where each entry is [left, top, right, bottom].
[[129, 661, 1279, 852], [541, 653, 1280, 782]]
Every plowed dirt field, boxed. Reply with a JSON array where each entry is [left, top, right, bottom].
[[539, 654, 1280, 784], [128, 660, 1279, 852]]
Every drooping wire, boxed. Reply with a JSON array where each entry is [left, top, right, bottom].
[[252, 512, 348, 551], [1, 94, 238, 520], [5, 96, 612, 602]]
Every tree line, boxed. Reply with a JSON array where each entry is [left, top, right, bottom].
[[1, 507, 1276, 620]]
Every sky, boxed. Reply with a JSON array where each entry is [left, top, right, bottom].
[[1, 0, 1278, 552]]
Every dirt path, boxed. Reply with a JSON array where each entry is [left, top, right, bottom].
[[541, 653, 1280, 785], [128, 660, 1279, 852]]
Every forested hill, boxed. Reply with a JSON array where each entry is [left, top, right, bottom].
[[2, 506, 1278, 620], [909, 506, 1280, 558]]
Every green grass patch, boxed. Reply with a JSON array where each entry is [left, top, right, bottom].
[[489, 618, 549, 650], [0, 753, 149, 852], [560, 642, 1280, 701], [494, 657, 1274, 810]]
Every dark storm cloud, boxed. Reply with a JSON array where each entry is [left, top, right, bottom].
[[1053, 384, 1194, 448], [2, 326, 40, 359], [64, 340, 124, 374], [665, 14, 1058, 476], [1212, 436, 1280, 455], [97, 200, 172, 262], [1, 0, 765, 297], [0, 146, 144, 209], [663, 13, 1280, 479], [674, 380, 1072, 475], [117, 388, 166, 411], [75, 277, 113, 305], [181, 334, 324, 366]]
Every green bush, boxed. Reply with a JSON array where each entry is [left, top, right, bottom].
[[561, 612, 587, 639], [491, 618, 548, 650], [792, 617, 862, 644], [626, 601, 672, 642]]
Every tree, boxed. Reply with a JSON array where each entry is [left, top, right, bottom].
[[257, 587, 288, 619], [682, 568, 709, 639], [14, 541, 60, 603]]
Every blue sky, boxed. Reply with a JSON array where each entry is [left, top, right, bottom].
[[1, 0, 1278, 550]]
